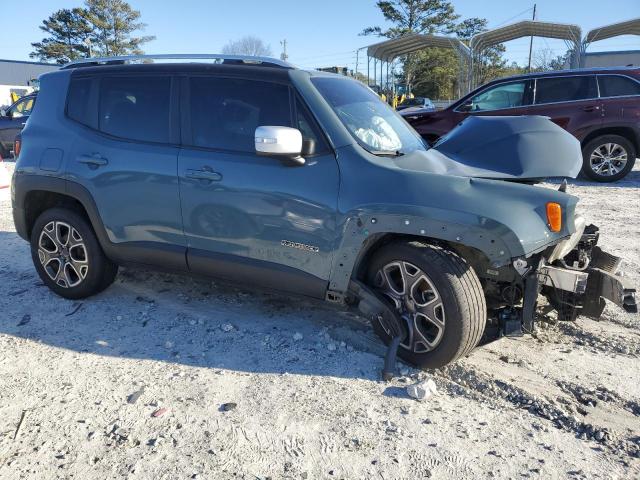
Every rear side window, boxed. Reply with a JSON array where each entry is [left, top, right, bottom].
[[535, 76, 597, 104], [67, 77, 93, 126], [598, 75, 640, 97], [99, 76, 171, 143], [188, 77, 291, 152]]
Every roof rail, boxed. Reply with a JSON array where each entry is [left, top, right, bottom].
[[62, 54, 294, 70]]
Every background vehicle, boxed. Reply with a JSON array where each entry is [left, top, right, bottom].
[[11, 55, 636, 370], [396, 96, 435, 112], [0, 93, 37, 158], [403, 67, 640, 182]]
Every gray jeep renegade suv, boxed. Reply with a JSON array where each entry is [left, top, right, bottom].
[[11, 55, 637, 370]]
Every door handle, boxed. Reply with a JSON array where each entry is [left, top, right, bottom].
[[185, 168, 222, 182], [582, 105, 600, 112], [77, 154, 108, 166]]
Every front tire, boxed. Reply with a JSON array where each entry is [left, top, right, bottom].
[[582, 135, 636, 182], [366, 242, 486, 369], [30, 208, 118, 299]]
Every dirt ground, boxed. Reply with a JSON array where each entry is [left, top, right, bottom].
[[0, 160, 638, 480]]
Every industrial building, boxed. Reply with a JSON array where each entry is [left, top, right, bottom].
[[0, 59, 58, 86]]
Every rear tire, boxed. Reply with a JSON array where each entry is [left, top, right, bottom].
[[30, 207, 118, 299], [582, 135, 636, 182], [366, 242, 486, 369]]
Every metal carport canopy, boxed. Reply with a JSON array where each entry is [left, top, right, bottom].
[[585, 18, 640, 43], [366, 33, 470, 62], [470, 20, 582, 52]]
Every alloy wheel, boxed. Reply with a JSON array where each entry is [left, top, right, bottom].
[[373, 261, 445, 353], [37, 221, 89, 288], [589, 143, 628, 177]]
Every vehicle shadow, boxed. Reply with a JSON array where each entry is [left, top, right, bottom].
[[0, 229, 390, 381]]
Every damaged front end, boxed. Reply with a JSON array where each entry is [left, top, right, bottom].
[[539, 223, 637, 320], [493, 221, 637, 337]]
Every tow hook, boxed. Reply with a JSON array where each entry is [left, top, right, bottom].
[[349, 280, 404, 381]]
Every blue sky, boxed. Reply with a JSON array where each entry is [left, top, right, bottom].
[[3, 0, 639, 72]]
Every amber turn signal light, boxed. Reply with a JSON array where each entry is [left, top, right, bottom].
[[546, 202, 562, 232], [13, 139, 21, 158]]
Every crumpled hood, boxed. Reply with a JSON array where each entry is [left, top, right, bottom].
[[396, 115, 582, 180]]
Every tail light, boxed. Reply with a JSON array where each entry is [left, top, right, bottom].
[[546, 202, 562, 232], [14, 138, 21, 158]]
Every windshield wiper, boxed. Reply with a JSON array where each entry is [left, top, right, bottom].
[[369, 150, 405, 157]]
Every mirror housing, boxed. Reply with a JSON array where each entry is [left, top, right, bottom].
[[458, 100, 473, 112], [255, 126, 305, 165], [0, 109, 8, 118]]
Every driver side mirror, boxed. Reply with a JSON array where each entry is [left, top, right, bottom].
[[458, 100, 473, 112], [255, 126, 306, 165], [0, 109, 9, 118]]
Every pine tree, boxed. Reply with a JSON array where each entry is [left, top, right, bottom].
[[83, 0, 155, 56], [30, 8, 93, 64]]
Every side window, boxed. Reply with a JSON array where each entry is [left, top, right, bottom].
[[189, 77, 291, 152], [470, 81, 531, 111], [67, 77, 93, 126], [99, 76, 171, 143], [10, 97, 35, 118], [535, 76, 597, 104], [295, 98, 329, 154], [598, 75, 640, 98]]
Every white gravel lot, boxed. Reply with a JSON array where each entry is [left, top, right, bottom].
[[0, 159, 639, 479]]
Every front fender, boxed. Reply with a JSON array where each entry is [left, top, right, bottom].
[[329, 146, 579, 293]]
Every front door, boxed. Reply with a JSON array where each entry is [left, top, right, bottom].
[[178, 75, 339, 298], [464, 78, 534, 119]]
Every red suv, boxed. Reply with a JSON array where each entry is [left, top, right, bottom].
[[404, 67, 640, 182]]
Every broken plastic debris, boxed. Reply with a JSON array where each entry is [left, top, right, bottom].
[[407, 379, 438, 401]]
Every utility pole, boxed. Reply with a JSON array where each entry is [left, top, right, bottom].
[[84, 37, 92, 58], [280, 39, 288, 62], [527, 4, 537, 73]]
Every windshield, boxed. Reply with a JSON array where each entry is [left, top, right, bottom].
[[311, 77, 426, 154]]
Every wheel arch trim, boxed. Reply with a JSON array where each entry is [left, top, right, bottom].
[[328, 213, 516, 295]]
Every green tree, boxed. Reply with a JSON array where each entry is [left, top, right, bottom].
[[83, 0, 155, 56], [361, 0, 460, 88], [30, 8, 93, 64]]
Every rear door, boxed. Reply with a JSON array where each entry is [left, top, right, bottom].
[[66, 74, 186, 268], [597, 74, 640, 128], [527, 75, 602, 141], [178, 74, 340, 298]]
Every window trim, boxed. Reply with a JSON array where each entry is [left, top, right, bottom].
[[595, 73, 640, 100], [452, 79, 533, 113], [65, 73, 179, 147]]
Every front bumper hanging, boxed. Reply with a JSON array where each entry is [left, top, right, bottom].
[[539, 227, 637, 320]]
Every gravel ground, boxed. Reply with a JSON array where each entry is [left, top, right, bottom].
[[0, 160, 639, 479]]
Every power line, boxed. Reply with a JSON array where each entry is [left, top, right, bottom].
[[493, 6, 535, 28]]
